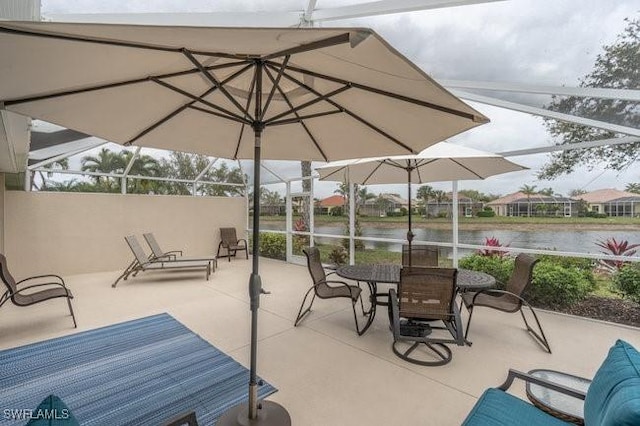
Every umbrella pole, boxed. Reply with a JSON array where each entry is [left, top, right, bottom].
[[217, 62, 291, 426], [407, 168, 413, 267]]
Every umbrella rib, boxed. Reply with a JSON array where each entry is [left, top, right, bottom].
[[319, 166, 348, 181], [261, 33, 352, 61], [268, 110, 343, 126], [266, 60, 481, 122], [233, 66, 258, 160], [264, 66, 329, 162], [449, 159, 485, 179], [263, 84, 351, 125], [261, 55, 290, 120], [151, 76, 252, 125], [182, 49, 253, 120], [126, 64, 253, 145], [2, 61, 250, 106], [362, 161, 386, 185], [0, 25, 245, 60], [270, 64, 416, 154]]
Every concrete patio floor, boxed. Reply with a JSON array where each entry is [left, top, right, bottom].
[[2, 257, 639, 425]]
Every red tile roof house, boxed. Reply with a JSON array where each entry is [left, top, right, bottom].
[[316, 195, 347, 215], [578, 188, 640, 217], [486, 191, 577, 217]]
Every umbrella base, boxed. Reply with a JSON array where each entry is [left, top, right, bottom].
[[216, 401, 291, 426]]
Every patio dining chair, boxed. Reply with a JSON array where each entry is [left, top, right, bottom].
[[388, 267, 465, 366], [143, 233, 217, 272], [113, 236, 212, 287], [295, 247, 368, 335], [216, 227, 248, 262], [0, 253, 77, 328], [402, 244, 439, 267], [461, 253, 551, 353]]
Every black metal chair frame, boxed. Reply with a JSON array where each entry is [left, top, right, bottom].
[[216, 228, 249, 261], [0, 255, 77, 328], [463, 255, 551, 353], [295, 248, 368, 335], [388, 268, 467, 366]]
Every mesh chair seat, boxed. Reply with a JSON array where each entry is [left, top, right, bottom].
[[317, 283, 362, 300], [14, 287, 72, 306]]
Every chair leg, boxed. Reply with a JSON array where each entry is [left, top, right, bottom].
[[294, 290, 316, 327], [67, 297, 77, 328], [351, 298, 368, 336], [520, 305, 552, 354], [464, 306, 474, 340]]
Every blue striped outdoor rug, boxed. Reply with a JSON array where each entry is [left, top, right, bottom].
[[0, 314, 277, 425]]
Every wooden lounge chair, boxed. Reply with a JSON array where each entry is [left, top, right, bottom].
[[143, 233, 217, 272], [113, 236, 212, 288], [0, 253, 77, 328], [216, 227, 248, 261], [295, 247, 368, 335], [388, 267, 466, 366], [461, 253, 551, 353]]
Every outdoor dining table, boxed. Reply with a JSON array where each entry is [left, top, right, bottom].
[[336, 264, 496, 335]]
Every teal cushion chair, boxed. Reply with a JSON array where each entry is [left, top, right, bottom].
[[26, 395, 79, 426], [463, 339, 640, 425], [584, 339, 640, 426]]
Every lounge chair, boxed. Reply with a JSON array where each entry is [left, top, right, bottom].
[[461, 253, 551, 353], [388, 267, 466, 366], [216, 227, 248, 261], [143, 233, 217, 272], [295, 247, 368, 335], [113, 236, 212, 288], [0, 253, 77, 328]]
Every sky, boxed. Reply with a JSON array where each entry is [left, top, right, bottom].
[[39, 0, 640, 199]]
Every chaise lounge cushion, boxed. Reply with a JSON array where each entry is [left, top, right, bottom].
[[462, 388, 568, 426], [584, 339, 640, 426]]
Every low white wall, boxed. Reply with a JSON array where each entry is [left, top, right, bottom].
[[4, 191, 247, 278]]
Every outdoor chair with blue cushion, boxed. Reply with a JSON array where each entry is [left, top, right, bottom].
[[462, 339, 640, 425], [0, 254, 76, 328]]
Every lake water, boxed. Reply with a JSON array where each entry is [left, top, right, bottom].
[[260, 222, 640, 255]]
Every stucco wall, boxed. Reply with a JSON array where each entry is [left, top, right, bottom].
[[4, 191, 247, 278]]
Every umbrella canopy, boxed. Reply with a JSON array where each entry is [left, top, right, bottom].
[[316, 142, 527, 263], [316, 142, 527, 184], [0, 22, 489, 425]]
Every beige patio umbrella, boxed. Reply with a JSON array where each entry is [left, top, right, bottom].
[[316, 141, 527, 264], [0, 22, 488, 425]]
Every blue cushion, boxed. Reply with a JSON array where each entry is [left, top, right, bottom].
[[462, 388, 568, 426], [584, 339, 640, 426], [25, 394, 79, 426]]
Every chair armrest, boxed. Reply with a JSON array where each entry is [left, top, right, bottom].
[[164, 250, 183, 257], [16, 274, 66, 287], [469, 288, 528, 307], [237, 239, 248, 248], [11, 281, 71, 297], [498, 369, 587, 400]]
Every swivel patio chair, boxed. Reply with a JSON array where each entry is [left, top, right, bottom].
[[143, 233, 217, 272], [113, 236, 212, 287], [388, 267, 465, 366], [0, 253, 77, 328], [461, 253, 551, 353], [402, 244, 439, 267], [295, 247, 368, 335], [216, 228, 248, 262]]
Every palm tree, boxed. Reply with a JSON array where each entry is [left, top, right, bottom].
[[519, 184, 538, 217], [625, 183, 640, 194], [356, 186, 375, 215], [569, 188, 587, 198], [33, 158, 69, 191], [122, 151, 161, 194], [417, 185, 435, 217], [374, 194, 391, 216], [81, 148, 126, 191], [432, 190, 449, 217]]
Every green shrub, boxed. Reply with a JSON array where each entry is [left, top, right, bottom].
[[458, 254, 514, 287], [328, 245, 348, 266], [476, 209, 496, 217], [536, 254, 596, 291], [612, 264, 640, 303], [258, 232, 286, 260], [399, 207, 408, 216], [527, 261, 592, 308]]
